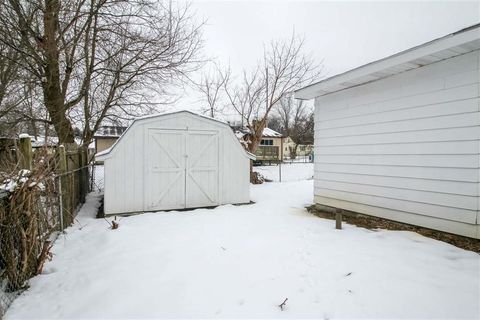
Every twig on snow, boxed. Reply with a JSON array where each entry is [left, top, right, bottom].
[[278, 297, 288, 310]]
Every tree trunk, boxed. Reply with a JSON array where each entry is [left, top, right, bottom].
[[247, 118, 268, 183], [42, 0, 75, 144], [289, 144, 298, 160]]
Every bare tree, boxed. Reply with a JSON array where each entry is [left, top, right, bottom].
[[226, 32, 321, 156], [224, 67, 264, 128], [196, 63, 231, 118], [0, 0, 203, 144], [0, 45, 21, 124]]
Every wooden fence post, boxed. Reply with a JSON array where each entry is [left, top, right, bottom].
[[18, 134, 32, 171], [66, 144, 78, 222], [58, 145, 68, 229]]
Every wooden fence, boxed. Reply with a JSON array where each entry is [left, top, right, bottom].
[[16, 136, 90, 228]]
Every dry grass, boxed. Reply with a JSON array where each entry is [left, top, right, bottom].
[[0, 148, 58, 292]]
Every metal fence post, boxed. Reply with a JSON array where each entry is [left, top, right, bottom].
[[58, 145, 69, 228], [279, 162, 282, 182]]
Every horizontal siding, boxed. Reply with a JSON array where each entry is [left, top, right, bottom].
[[314, 189, 476, 224], [316, 51, 478, 113], [315, 163, 479, 182], [317, 154, 479, 168], [314, 50, 480, 236], [316, 112, 478, 138], [316, 140, 478, 155], [316, 79, 478, 123], [317, 97, 478, 130], [314, 171, 478, 196], [314, 181, 478, 210], [316, 126, 479, 146]]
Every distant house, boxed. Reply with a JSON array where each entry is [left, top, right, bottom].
[[283, 137, 313, 159], [235, 127, 284, 164], [295, 24, 480, 239], [94, 126, 127, 153]]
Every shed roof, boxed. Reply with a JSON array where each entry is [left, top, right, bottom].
[[96, 110, 256, 160], [295, 23, 480, 100]]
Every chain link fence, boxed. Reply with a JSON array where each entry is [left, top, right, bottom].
[[90, 163, 104, 193], [0, 141, 93, 318]]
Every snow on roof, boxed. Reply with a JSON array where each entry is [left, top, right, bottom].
[[235, 127, 283, 138], [94, 126, 127, 138], [235, 131, 246, 140], [31, 136, 58, 148], [295, 23, 480, 99], [30, 136, 83, 148], [95, 146, 112, 158], [262, 127, 283, 138]]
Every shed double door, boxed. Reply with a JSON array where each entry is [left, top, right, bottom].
[[145, 129, 219, 211]]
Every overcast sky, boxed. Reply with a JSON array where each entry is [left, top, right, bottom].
[[173, 0, 479, 113]]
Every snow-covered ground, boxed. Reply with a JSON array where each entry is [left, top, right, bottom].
[[5, 164, 480, 319]]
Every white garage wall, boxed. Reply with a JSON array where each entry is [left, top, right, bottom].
[[314, 50, 480, 238], [103, 112, 251, 215]]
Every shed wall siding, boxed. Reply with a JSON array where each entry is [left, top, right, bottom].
[[314, 50, 480, 238]]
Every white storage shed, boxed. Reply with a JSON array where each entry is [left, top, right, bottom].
[[96, 111, 254, 215], [295, 24, 480, 239]]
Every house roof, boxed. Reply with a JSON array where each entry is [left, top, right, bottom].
[[234, 127, 284, 139], [96, 110, 256, 160], [295, 23, 480, 100], [29, 136, 83, 148], [94, 125, 127, 138], [262, 127, 283, 138]]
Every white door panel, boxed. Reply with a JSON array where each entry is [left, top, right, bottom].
[[145, 128, 219, 211], [186, 131, 219, 208], [145, 129, 186, 210]]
